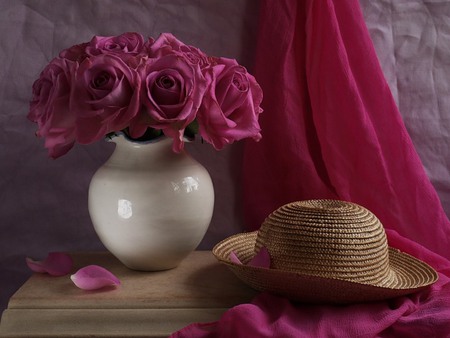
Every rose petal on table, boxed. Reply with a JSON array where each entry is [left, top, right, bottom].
[[248, 246, 271, 268], [229, 247, 271, 268], [70, 265, 121, 290], [26, 252, 73, 276]]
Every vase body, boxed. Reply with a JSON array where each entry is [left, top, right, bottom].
[[88, 135, 214, 271]]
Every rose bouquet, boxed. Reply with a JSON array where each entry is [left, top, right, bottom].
[[28, 32, 263, 158]]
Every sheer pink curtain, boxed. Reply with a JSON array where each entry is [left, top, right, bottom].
[[243, 0, 450, 260]]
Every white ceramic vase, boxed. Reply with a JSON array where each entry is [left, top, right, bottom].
[[88, 134, 214, 271]]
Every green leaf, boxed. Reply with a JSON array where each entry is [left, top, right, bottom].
[[184, 120, 199, 139]]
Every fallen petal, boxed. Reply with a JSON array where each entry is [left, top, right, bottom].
[[229, 251, 243, 265], [229, 247, 271, 269], [71, 265, 121, 290], [248, 247, 271, 268], [26, 252, 73, 276]]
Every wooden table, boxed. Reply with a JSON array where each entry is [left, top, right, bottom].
[[0, 251, 256, 337]]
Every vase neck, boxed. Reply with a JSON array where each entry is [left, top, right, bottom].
[[107, 135, 185, 168]]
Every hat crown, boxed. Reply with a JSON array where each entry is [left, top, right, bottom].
[[255, 200, 391, 285]]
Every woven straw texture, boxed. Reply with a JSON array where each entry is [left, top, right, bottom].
[[213, 200, 438, 303]]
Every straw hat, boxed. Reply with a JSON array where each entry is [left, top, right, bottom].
[[213, 200, 438, 304]]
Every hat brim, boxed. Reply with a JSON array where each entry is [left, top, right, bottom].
[[213, 232, 438, 304]]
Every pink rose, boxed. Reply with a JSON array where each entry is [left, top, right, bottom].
[[28, 57, 77, 158], [87, 32, 146, 56], [130, 54, 208, 152], [149, 33, 211, 70], [197, 58, 263, 149], [71, 54, 141, 144], [86, 32, 147, 67], [59, 42, 89, 63], [150, 33, 186, 52]]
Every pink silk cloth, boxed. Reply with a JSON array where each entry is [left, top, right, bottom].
[[171, 0, 450, 336]]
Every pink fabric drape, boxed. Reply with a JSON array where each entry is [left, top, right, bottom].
[[243, 0, 450, 259], [171, 0, 450, 336]]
